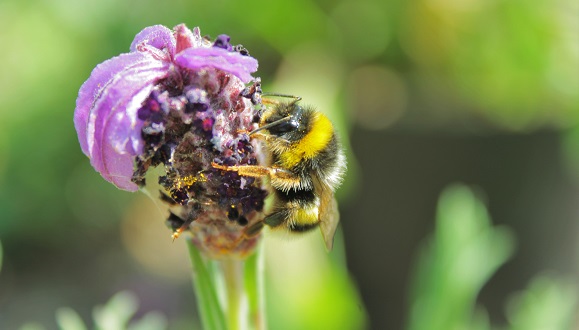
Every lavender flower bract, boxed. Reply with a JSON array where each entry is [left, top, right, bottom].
[[74, 24, 267, 257]]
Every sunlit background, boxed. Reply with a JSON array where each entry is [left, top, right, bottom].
[[0, 0, 578, 329]]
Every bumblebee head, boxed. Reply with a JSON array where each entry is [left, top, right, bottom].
[[253, 100, 311, 143]]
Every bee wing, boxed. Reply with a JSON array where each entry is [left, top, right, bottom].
[[318, 189, 340, 251]]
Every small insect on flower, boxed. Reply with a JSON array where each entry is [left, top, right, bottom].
[[73, 23, 345, 256], [213, 94, 346, 250]]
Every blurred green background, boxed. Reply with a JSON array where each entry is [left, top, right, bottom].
[[0, 0, 578, 329]]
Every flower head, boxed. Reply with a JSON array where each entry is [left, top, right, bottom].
[[74, 24, 266, 257]]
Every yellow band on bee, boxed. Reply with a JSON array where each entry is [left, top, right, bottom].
[[294, 206, 319, 226], [280, 113, 333, 168]]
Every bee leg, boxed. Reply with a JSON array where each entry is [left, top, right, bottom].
[[166, 212, 194, 241], [247, 131, 270, 141], [235, 130, 275, 146], [263, 212, 285, 227], [226, 220, 264, 251], [212, 162, 271, 177], [171, 223, 191, 241], [212, 162, 303, 190], [244, 220, 264, 237]]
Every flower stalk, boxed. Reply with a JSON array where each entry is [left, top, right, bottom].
[[187, 239, 227, 330], [187, 238, 266, 330], [244, 244, 266, 330], [221, 258, 246, 330]]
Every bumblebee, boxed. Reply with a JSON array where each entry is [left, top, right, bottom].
[[213, 94, 346, 250]]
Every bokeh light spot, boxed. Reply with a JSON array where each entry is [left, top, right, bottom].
[[331, 1, 391, 61], [121, 195, 190, 282], [347, 65, 407, 130]]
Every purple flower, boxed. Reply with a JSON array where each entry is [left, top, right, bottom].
[[74, 24, 257, 191], [74, 24, 266, 257]]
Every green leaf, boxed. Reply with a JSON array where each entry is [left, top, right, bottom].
[[506, 275, 578, 330], [93, 291, 138, 330], [56, 307, 88, 330], [407, 184, 516, 330], [263, 230, 367, 330], [127, 312, 168, 330], [19, 323, 46, 330]]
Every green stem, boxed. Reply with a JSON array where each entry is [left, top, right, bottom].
[[187, 238, 266, 330], [220, 259, 246, 330], [244, 242, 266, 330], [187, 239, 227, 330]]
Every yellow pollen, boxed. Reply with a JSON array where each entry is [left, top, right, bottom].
[[174, 173, 206, 189]]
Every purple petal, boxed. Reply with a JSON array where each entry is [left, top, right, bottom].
[[75, 52, 153, 156], [175, 47, 258, 83], [87, 60, 170, 191], [174, 24, 204, 54], [130, 25, 176, 57]]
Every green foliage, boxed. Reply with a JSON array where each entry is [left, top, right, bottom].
[[506, 275, 578, 330], [407, 185, 578, 330], [185, 236, 366, 330], [54, 292, 167, 330], [408, 184, 516, 330], [55, 308, 87, 330], [263, 230, 367, 330]]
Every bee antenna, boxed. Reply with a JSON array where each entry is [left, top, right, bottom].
[[261, 92, 302, 105], [249, 116, 294, 135]]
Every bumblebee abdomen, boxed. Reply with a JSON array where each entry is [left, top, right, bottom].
[[289, 205, 320, 232], [264, 188, 320, 232]]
